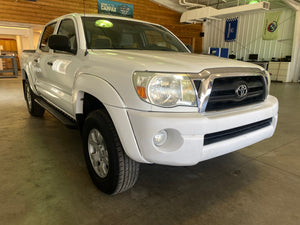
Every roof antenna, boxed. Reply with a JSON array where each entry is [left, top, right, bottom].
[[83, 0, 88, 56]]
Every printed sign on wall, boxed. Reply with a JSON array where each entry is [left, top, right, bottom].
[[98, 0, 133, 18], [225, 17, 238, 42], [262, 12, 281, 40]]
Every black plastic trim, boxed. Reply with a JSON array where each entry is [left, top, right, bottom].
[[35, 98, 77, 129], [204, 118, 272, 145]]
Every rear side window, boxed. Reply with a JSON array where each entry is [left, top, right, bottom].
[[40, 23, 56, 52]]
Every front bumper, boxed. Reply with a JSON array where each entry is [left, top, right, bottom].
[[127, 95, 278, 166]]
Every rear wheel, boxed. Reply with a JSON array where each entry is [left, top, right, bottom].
[[82, 110, 139, 195], [24, 79, 45, 117]]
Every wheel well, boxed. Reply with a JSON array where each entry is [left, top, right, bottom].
[[76, 93, 107, 130], [22, 69, 26, 77]]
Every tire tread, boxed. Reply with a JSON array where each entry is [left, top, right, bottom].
[[85, 110, 139, 195]]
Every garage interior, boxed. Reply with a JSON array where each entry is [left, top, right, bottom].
[[0, 0, 300, 224]]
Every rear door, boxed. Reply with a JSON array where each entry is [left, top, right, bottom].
[[34, 22, 57, 95]]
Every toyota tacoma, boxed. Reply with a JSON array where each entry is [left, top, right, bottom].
[[21, 13, 278, 194]]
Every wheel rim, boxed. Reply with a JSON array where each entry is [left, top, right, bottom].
[[25, 82, 32, 110], [88, 129, 109, 178]]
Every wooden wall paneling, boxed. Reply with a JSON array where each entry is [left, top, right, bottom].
[[0, 0, 202, 52], [0, 0, 97, 24], [0, 39, 17, 52]]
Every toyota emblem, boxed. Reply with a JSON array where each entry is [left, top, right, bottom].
[[235, 84, 248, 98]]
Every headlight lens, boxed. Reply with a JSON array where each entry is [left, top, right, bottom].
[[133, 72, 197, 107]]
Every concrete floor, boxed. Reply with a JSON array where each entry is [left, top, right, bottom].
[[0, 76, 300, 225]]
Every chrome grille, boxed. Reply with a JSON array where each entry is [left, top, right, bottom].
[[205, 76, 266, 112], [191, 68, 268, 113]]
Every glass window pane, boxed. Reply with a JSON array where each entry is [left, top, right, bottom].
[[40, 23, 56, 52], [57, 19, 77, 53], [81, 17, 187, 52]]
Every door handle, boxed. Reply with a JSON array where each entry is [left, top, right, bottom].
[[47, 62, 53, 66]]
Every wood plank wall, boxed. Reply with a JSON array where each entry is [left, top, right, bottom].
[[0, 39, 17, 52], [0, 0, 202, 52]]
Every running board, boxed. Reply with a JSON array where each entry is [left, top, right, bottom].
[[35, 98, 77, 129]]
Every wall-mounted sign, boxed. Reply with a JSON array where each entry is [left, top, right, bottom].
[[262, 12, 281, 40], [97, 0, 133, 18], [225, 17, 238, 42], [209, 47, 229, 58]]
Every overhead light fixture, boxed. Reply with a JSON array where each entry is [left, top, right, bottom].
[[249, 0, 259, 4], [181, 1, 270, 23]]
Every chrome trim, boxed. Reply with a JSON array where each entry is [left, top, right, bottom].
[[235, 84, 248, 98], [190, 67, 268, 113]]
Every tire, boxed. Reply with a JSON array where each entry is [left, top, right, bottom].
[[82, 110, 139, 195], [24, 79, 45, 117]]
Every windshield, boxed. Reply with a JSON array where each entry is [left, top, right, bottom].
[[81, 17, 188, 52]]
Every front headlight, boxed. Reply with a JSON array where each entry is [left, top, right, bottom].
[[133, 72, 197, 107]]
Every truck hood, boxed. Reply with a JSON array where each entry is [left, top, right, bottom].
[[84, 49, 264, 111], [88, 49, 262, 73]]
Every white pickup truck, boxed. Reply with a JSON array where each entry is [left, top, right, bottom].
[[21, 13, 278, 195]]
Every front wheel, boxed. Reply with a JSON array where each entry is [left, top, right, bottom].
[[82, 110, 139, 195]]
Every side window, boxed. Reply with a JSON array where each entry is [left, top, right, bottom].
[[40, 23, 56, 52], [57, 19, 77, 54]]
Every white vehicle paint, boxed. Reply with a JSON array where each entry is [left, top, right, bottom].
[[21, 13, 278, 194]]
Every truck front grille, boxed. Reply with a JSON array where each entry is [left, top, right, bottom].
[[205, 76, 266, 112], [204, 118, 273, 145]]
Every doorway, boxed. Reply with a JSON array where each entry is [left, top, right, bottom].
[[0, 38, 20, 70]]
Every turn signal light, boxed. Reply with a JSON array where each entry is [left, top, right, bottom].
[[136, 86, 147, 99]]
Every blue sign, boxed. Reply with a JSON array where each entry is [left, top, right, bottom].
[[225, 17, 238, 42], [209, 47, 229, 58], [98, 0, 133, 18], [209, 47, 220, 56], [220, 48, 229, 58]]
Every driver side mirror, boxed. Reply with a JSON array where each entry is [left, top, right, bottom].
[[48, 35, 74, 54]]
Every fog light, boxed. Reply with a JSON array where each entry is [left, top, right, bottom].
[[153, 130, 168, 147]]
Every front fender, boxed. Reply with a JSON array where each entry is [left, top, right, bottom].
[[73, 73, 126, 114], [73, 73, 149, 164]]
